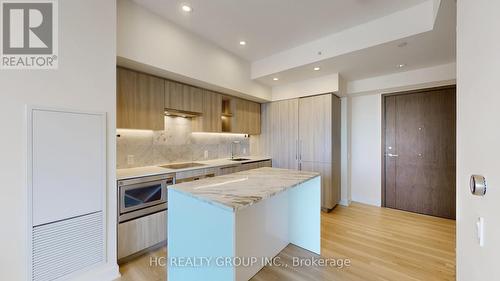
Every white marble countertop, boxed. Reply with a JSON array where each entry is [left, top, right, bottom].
[[117, 156, 272, 180], [169, 167, 320, 212]]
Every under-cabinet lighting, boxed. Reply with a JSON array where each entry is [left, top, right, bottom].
[[116, 129, 155, 137], [192, 132, 249, 137]]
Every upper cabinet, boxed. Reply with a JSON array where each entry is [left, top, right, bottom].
[[117, 67, 261, 134], [232, 98, 261, 135], [164, 81, 203, 113], [117, 67, 165, 130], [192, 90, 222, 133]]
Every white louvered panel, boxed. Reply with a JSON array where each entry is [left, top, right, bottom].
[[32, 212, 104, 281]]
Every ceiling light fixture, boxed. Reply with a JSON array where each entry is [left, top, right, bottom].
[[398, 64, 406, 68], [239, 41, 246, 46], [313, 67, 321, 71], [181, 5, 192, 12], [273, 77, 279, 81]]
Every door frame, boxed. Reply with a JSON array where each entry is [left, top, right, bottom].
[[380, 85, 457, 207]]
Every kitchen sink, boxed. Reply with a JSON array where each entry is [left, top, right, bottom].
[[229, 158, 250, 162], [159, 162, 206, 169]]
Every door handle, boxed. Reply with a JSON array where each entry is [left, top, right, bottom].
[[385, 153, 399, 157]]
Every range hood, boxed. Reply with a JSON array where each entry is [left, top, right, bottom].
[[164, 109, 202, 118]]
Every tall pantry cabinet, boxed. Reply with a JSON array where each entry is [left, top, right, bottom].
[[260, 94, 341, 210]]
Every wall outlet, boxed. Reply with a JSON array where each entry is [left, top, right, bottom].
[[127, 155, 135, 165], [204, 150, 209, 159]]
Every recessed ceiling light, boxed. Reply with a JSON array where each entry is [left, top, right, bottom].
[[398, 64, 406, 68], [313, 66, 321, 71], [273, 77, 279, 81], [181, 5, 192, 12], [239, 41, 246, 46]]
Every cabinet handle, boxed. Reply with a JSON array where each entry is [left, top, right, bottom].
[[299, 140, 302, 161], [295, 140, 298, 160]]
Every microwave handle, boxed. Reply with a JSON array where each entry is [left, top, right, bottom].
[[162, 180, 169, 202]]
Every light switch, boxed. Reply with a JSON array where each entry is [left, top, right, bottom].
[[204, 150, 209, 159], [476, 217, 484, 247]]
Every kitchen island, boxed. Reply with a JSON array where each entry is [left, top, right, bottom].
[[168, 167, 321, 281]]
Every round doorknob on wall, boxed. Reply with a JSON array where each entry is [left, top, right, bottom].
[[470, 175, 487, 196]]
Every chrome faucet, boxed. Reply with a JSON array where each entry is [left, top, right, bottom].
[[231, 141, 241, 159]]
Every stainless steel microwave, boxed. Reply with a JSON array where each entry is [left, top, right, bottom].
[[118, 174, 174, 223]]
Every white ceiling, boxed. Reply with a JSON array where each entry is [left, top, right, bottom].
[[132, 0, 455, 88], [256, 0, 456, 85], [133, 0, 428, 61]]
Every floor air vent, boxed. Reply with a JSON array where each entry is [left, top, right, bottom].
[[32, 212, 104, 281]]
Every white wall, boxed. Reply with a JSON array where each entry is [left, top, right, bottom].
[[350, 94, 382, 206], [457, 1, 500, 280], [117, 0, 271, 101], [339, 96, 352, 206], [347, 63, 456, 95], [0, 1, 118, 280], [271, 73, 339, 101], [347, 63, 456, 206]]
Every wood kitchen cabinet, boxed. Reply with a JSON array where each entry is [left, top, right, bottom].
[[118, 210, 166, 260], [218, 159, 271, 175], [192, 90, 222, 132], [248, 101, 261, 135], [164, 81, 203, 113], [260, 99, 299, 170], [232, 98, 261, 135], [239, 160, 272, 171], [117, 67, 261, 134], [298, 94, 341, 210], [260, 94, 340, 210], [217, 165, 240, 175], [299, 94, 332, 163], [117, 67, 165, 130]]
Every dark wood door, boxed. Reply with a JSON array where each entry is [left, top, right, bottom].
[[383, 87, 456, 219]]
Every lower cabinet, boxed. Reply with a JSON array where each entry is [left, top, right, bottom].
[[240, 162, 260, 171], [230, 160, 273, 173], [118, 210, 166, 260], [216, 159, 272, 175], [258, 160, 272, 168], [300, 161, 338, 211], [175, 168, 217, 183], [218, 165, 240, 175]]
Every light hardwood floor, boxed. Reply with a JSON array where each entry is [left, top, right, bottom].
[[117, 202, 456, 281]]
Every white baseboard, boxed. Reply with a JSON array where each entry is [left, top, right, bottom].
[[70, 263, 120, 281], [339, 199, 351, 206]]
